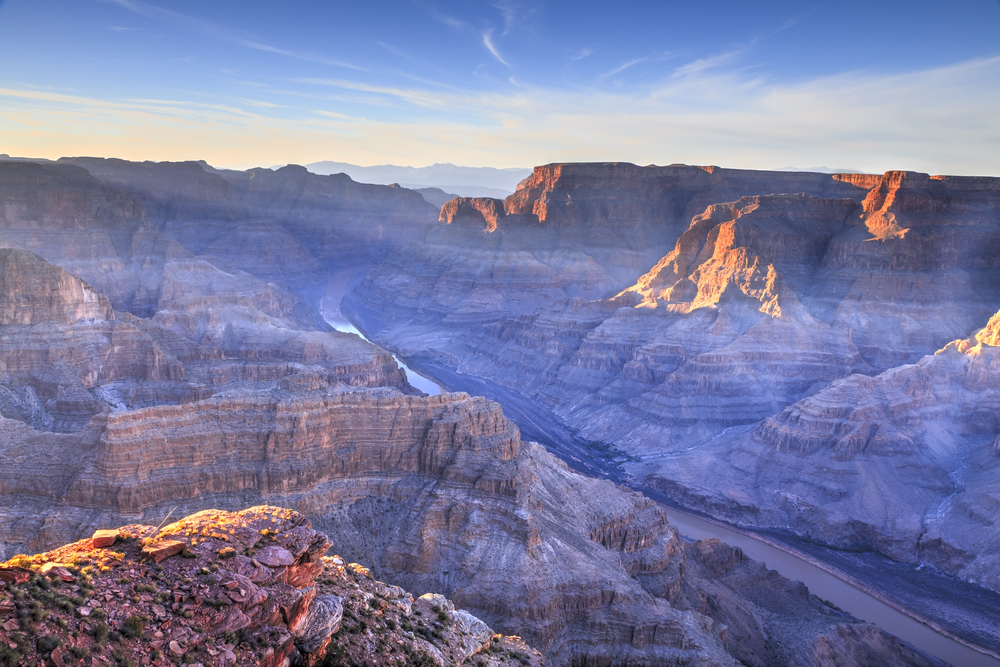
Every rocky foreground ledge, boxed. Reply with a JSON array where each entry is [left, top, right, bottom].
[[0, 506, 542, 667]]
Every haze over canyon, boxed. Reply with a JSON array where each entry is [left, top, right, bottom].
[[0, 155, 997, 666]]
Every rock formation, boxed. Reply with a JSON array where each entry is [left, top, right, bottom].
[[0, 378, 943, 666], [60, 158, 438, 287], [0, 506, 541, 666], [0, 157, 973, 665], [0, 245, 409, 434], [645, 304, 1000, 593], [349, 164, 1000, 556]]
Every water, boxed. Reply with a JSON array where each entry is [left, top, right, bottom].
[[663, 509, 1000, 667], [321, 270, 442, 396]]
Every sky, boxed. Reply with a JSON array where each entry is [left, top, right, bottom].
[[0, 0, 999, 174]]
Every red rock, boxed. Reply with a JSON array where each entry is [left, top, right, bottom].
[[254, 546, 294, 567], [40, 562, 75, 582], [284, 561, 323, 588], [51, 647, 67, 667], [283, 587, 316, 634], [92, 529, 119, 548], [141, 540, 186, 563], [0, 567, 30, 584]]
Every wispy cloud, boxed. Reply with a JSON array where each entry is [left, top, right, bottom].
[[569, 48, 593, 64], [673, 47, 748, 77], [602, 57, 647, 78], [376, 41, 415, 61], [482, 30, 509, 67], [294, 78, 448, 108], [2, 54, 998, 175], [492, 1, 518, 35], [109, 25, 138, 31], [427, 9, 468, 31], [97, 0, 365, 71]]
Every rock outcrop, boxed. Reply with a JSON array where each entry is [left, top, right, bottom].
[[646, 305, 1000, 592], [0, 248, 410, 433], [0, 382, 943, 666], [347, 162, 1000, 626], [351, 164, 878, 331], [0, 249, 112, 325], [0, 506, 541, 667]]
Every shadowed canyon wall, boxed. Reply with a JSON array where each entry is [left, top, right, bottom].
[[349, 163, 1000, 593]]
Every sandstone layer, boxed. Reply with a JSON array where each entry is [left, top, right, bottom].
[[0, 246, 410, 434]]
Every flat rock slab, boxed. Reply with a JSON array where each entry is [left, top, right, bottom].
[[92, 529, 119, 548], [255, 546, 295, 568], [0, 567, 31, 584], [141, 539, 187, 563], [39, 562, 75, 582]]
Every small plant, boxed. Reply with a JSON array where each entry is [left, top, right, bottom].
[[92, 621, 110, 643], [35, 636, 61, 654], [0, 648, 22, 667], [7, 555, 33, 569], [122, 614, 146, 639]]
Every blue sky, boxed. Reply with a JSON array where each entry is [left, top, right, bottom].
[[1, 0, 999, 173]]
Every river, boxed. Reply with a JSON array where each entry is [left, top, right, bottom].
[[326, 273, 1000, 667], [321, 269, 442, 396]]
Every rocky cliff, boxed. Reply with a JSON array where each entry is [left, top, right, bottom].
[[0, 506, 541, 667], [0, 383, 942, 667], [347, 163, 1000, 613], [645, 305, 1000, 592], [60, 158, 438, 286], [0, 242, 409, 434], [0, 158, 972, 665], [352, 163, 878, 330]]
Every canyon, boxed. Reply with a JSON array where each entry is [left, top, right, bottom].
[[348, 164, 1000, 594], [0, 156, 995, 664]]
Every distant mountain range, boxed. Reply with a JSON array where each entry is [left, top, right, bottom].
[[302, 161, 532, 198]]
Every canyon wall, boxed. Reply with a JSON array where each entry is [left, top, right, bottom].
[[0, 158, 968, 664], [0, 386, 938, 666], [350, 164, 1000, 591]]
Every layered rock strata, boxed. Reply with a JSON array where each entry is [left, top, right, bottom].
[[0, 245, 410, 433], [353, 163, 877, 330], [0, 506, 539, 666], [60, 158, 438, 287], [348, 163, 1000, 603], [0, 383, 941, 666], [644, 306, 1000, 592]]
